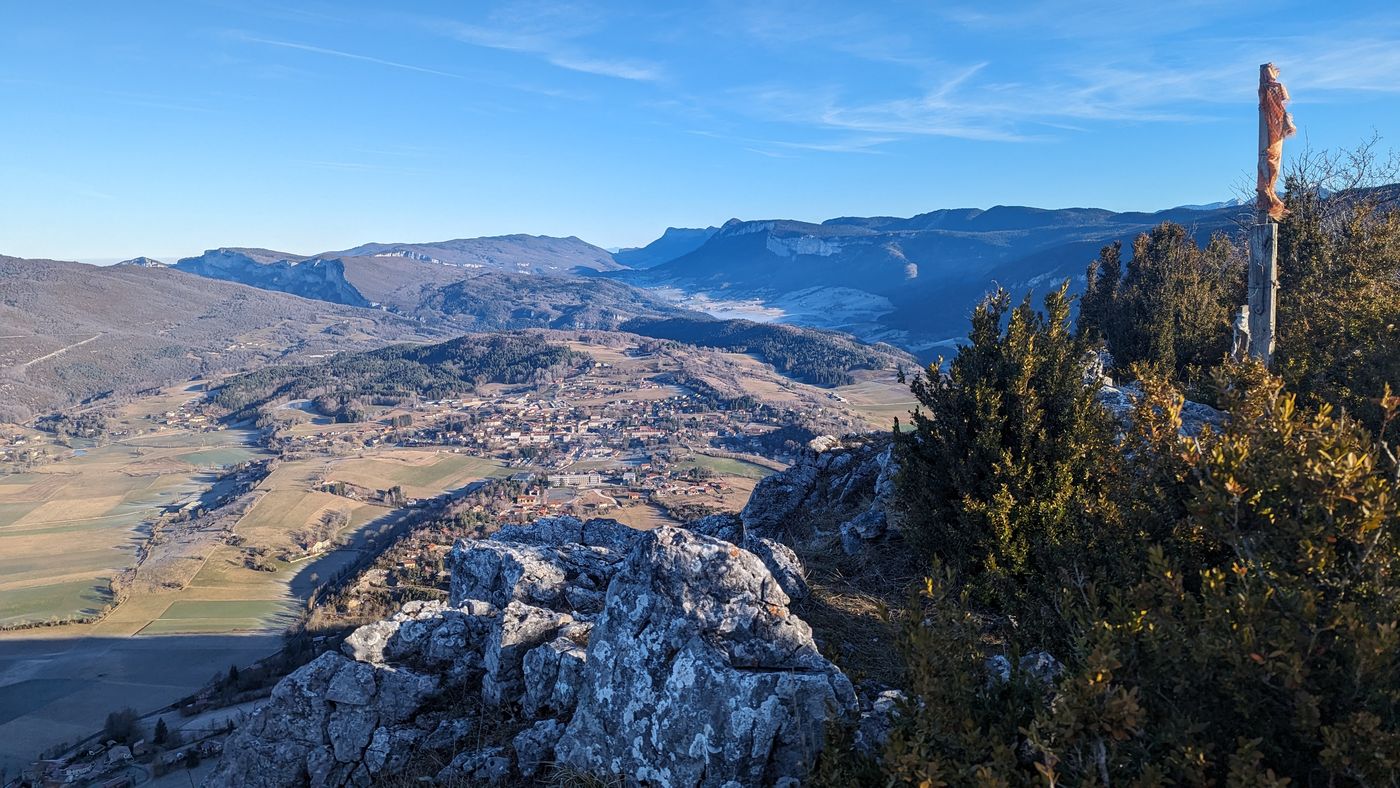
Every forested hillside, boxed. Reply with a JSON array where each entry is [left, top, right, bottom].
[[213, 333, 590, 420], [0, 257, 430, 420], [415, 270, 685, 330], [621, 316, 911, 387]]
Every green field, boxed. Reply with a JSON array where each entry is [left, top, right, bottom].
[[121, 432, 257, 449], [680, 455, 774, 480], [332, 452, 509, 495], [0, 579, 110, 627], [139, 599, 294, 634], [382, 454, 510, 488]]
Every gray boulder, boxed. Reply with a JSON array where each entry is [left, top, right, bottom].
[[555, 527, 856, 787], [747, 536, 808, 600], [688, 512, 743, 543], [438, 746, 511, 785], [340, 619, 398, 664], [447, 539, 621, 615], [490, 515, 642, 552], [513, 718, 566, 778], [741, 436, 897, 554], [481, 601, 573, 706], [687, 514, 809, 599], [522, 636, 589, 718], [205, 651, 437, 787], [854, 689, 905, 755]]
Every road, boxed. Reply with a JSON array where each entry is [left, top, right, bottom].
[[20, 333, 103, 369]]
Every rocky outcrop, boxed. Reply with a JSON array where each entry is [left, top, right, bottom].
[[204, 652, 436, 787], [741, 434, 901, 554], [209, 518, 853, 787], [555, 528, 855, 786]]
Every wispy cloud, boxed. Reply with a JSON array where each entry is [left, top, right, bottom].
[[427, 12, 664, 82], [696, 1, 1400, 148], [687, 128, 894, 156], [230, 32, 467, 80]]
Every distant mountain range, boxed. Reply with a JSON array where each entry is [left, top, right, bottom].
[[613, 227, 718, 269], [16, 197, 1270, 404], [618, 203, 1247, 353], [161, 200, 1255, 359]]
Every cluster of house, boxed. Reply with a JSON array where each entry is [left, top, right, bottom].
[[24, 736, 222, 787], [458, 464, 737, 524], [0, 431, 50, 472], [364, 381, 782, 469]]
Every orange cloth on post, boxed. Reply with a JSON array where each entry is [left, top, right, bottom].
[[1257, 63, 1296, 222]]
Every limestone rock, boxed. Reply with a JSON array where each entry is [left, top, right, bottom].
[[686, 514, 810, 599], [747, 536, 808, 600], [513, 719, 566, 778], [447, 539, 621, 615], [688, 512, 743, 543], [1097, 381, 1225, 437], [490, 515, 642, 553], [205, 651, 436, 787], [438, 746, 510, 785], [481, 601, 573, 706], [854, 689, 905, 755], [421, 717, 475, 752], [741, 436, 896, 553], [522, 636, 588, 718], [555, 527, 856, 787], [341, 619, 399, 665]]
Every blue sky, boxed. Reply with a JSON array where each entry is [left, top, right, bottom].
[[2, 1, 1398, 262]]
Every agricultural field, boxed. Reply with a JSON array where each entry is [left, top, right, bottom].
[[329, 450, 509, 498], [116, 450, 509, 637], [608, 503, 680, 530], [831, 370, 918, 429], [0, 430, 263, 628], [678, 454, 776, 480]]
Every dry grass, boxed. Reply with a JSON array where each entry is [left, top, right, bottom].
[[546, 768, 625, 788], [791, 533, 922, 688]]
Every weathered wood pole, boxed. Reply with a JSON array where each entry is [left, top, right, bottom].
[[1249, 63, 1280, 366], [1248, 222, 1278, 366]]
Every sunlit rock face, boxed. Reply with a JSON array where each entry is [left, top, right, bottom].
[[555, 527, 856, 788], [207, 518, 854, 787]]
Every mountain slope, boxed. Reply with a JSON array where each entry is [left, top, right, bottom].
[[173, 235, 634, 317], [175, 249, 371, 306], [0, 256, 434, 419], [325, 234, 624, 274], [613, 227, 718, 269], [413, 269, 687, 330]]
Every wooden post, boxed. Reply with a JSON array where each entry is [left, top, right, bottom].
[[1248, 223, 1277, 365], [1249, 63, 1278, 366]]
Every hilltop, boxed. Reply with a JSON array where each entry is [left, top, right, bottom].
[[0, 256, 436, 419]]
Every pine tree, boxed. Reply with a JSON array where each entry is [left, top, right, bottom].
[[892, 282, 1122, 640]]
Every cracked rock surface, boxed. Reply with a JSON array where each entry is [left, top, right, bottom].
[[205, 517, 855, 787]]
